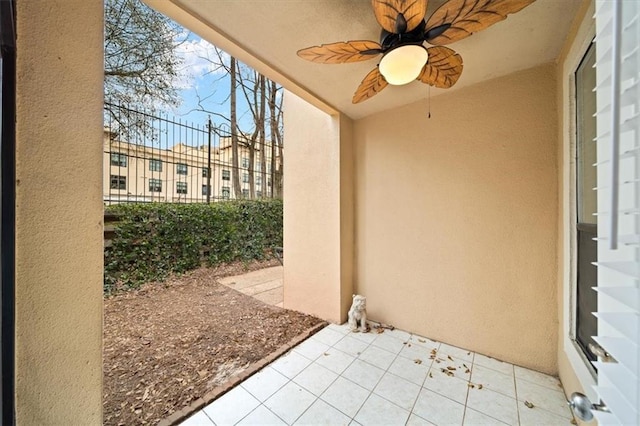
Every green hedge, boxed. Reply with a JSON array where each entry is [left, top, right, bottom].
[[104, 200, 283, 293]]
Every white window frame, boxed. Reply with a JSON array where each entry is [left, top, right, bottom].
[[560, 0, 598, 401]]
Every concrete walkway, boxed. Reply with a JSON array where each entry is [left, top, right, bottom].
[[218, 266, 284, 307]]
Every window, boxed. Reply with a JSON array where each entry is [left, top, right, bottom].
[[176, 163, 188, 175], [257, 191, 262, 198], [242, 157, 249, 168], [242, 172, 249, 183], [242, 189, 249, 197], [202, 185, 211, 196], [149, 178, 162, 192], [176, 182, 187, 194], [110, 153, 127, 167], [110, 175, 126, 190], [149, 158, 162, 172], [222, 169, 230, 180], [256, 163, 261, 172], [574, 42, 597, 363], [222, 186, 230, 199], [256, 175, 262, 185], [202, 168, 209, 178]]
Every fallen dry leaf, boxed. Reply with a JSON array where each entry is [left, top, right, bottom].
[[524, 401, 535, 409], [429, 372, 433, 378], [414, 359, 422, 364], [478, 384, 483, 390], [418, 338, 426, 343], [570, 419, 577, 425], [468, 383, 475, 388], [447, 355, 454, 361], [446, 366, 457, 371]]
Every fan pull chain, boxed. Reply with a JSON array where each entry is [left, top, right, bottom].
[[427, 85, 431, 118]]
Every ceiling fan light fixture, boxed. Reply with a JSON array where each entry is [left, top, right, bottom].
[[378, 45, 428, 86]]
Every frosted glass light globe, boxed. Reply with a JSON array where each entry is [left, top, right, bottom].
[[379, 45, 429, 86]]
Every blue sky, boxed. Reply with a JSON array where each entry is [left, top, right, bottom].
[[171, 32, 260, 132]]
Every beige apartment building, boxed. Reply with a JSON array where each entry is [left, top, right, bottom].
[[103, 130, 280, 204]]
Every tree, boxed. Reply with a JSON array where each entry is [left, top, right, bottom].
[[268, 81, 284, 198], [104, 0, 183, 127], [188, 45, 284, 200], [229, 57, 242, 199]]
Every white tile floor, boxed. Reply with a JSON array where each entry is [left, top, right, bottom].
[[181, 324, 574, 426]]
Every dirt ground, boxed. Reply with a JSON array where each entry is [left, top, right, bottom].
[[103, 260, 325, 425]]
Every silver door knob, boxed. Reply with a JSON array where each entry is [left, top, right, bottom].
[[567, 392, 610, 422]]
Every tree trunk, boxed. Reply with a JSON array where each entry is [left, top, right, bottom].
[[259, 75, 267, 199], [230, 57, 242, 199], [268, 81, 279, 198]]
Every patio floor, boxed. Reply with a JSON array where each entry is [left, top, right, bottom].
[[180, 323, 574, 425], [218, 266, 283, 307]]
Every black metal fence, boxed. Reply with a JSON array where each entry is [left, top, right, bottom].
[[104, 102, 283, 205]]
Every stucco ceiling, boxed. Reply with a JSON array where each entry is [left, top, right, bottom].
[[150, 0, 583, 120]]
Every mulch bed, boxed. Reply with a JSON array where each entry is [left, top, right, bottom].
[[103, 260, 325, 425]]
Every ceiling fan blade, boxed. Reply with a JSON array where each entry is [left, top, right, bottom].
[[371, 0, 428, 34], [424, 0, 536, 45], [297, 41, 383, 64], [417, 46, 463, 88], [353, 67, 389, 104]]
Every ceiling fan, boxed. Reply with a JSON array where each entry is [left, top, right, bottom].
[[297, 0, 536, 103]]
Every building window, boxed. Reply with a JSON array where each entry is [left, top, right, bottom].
[[176, 182, 187, 194], [257, 191, 262, 198], [268, 179, 272, 187], [110, 175, 126, 190], [242, 157, 249, 168], [256, 163, 261, 172], [176, 163, 188, 175], [222, 186, 230, 199], [149, 158, 162, 172], [268, 164, 272, 173], [202, 168, 209, 178], [149, 178, 162, 192], [202, 185, 211, 196], [110, 152, 127, 167], [242, 189, 249, 197], [242, 172, 249, 183], [222, 169, 230, 180], [256, 175, 262, 185]]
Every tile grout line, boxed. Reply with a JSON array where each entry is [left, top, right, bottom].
[[460, 351, 476, 425], [237, 329, 341, 426], [297, 326, 376, 424], [345, 327, 411, 423], [291, 331, 353, 424], [513, 364, 522, 426], [405, 333, 438, 425]]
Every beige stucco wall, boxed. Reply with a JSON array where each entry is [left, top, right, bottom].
[[15, 1, 104, 424], [354, 64, 559, 374], [283, 93, 354, 323]]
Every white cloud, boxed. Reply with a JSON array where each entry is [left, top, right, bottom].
[[175, 33, 230, 90]]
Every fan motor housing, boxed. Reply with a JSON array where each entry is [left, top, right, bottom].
[[380, 20, 427, 52]]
